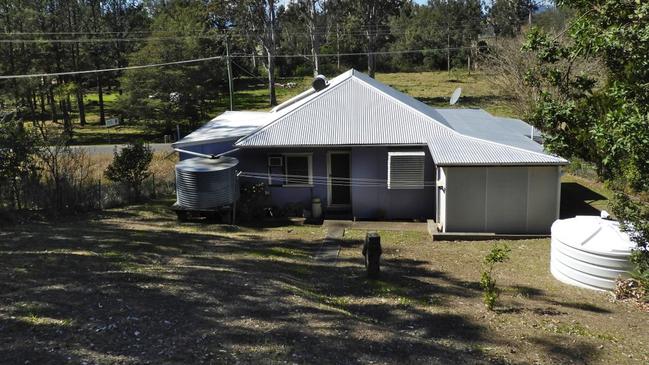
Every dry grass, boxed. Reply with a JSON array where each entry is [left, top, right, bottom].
[[87, 151, 177, 182], [0, 198, 647, 364]]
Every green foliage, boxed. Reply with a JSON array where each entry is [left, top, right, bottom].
[[480, 243, 511, 310], [612, 191, 649, 290], [0, 112, 39, 210], [488, 0, 534, 37], [105, 142, 153, 200], [524, 0, 649, 292], [236, 182, 269, 222], [116, 0, 226, 133], [388, 0, 483, 71]]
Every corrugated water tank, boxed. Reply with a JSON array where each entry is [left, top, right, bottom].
[[175, 157, 239, 209], [551, 216, 635, 291]]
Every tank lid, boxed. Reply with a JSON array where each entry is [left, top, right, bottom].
[[176, 156, 238, 172], [551, 216, 636, 254]]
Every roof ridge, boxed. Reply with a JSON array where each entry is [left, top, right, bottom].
[[235, 71, 355, 146], [350, 73, 456, 133]]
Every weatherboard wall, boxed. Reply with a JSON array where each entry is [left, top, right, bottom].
[[234, 147, 435, 220], [350, 147, 435, 220]]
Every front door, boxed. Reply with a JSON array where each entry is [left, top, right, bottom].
[[328, 152, 351, 206]]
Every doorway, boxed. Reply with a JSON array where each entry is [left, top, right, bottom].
[[327, 151, 351, 207]]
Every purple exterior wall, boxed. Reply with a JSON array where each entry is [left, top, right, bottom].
[[232, 146, 435, 220], [350, 147, 435, 220]]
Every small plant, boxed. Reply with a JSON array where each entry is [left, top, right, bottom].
[[105, 141, 153, 201], [236, 182, 268, 222], [480, 243, 511, 310]]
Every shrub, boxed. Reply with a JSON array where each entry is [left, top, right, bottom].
[[237, 182, 269, 222], [480, 243, 511, 310], [105, 142, 153, 201]]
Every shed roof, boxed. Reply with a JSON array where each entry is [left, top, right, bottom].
[[172, 111, 271, 148], [234, 69, 566, 166]]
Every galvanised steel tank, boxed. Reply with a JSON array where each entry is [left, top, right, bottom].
[[175, 157, 239, 209]]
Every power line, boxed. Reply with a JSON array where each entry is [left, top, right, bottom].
[[0, 46, 487, 80], [238, 172, 439, 188], [0, 55, 225, 80]]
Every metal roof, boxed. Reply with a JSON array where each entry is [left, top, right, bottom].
[[231, 69, 567, 166], [434, 108, 544, 153], [172, 111, 271, 148]]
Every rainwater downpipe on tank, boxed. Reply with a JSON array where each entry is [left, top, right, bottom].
[[173, 147, 240, 159]]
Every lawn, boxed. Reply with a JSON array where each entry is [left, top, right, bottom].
[[1, 197, 647, 364]]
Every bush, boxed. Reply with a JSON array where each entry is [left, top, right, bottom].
[[480, 243, 511, 310], [105, 142, 153, 201], [236, 182, 269, 222]]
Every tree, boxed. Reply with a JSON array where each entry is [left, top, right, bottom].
[[389, 0, 483, 71], [523, 1, 649, 289], [488, 0, 533, 37], [236, 0, 280, 105], [117, 0, 226, 134], [345, 0, 403, 78], [0, 111, 39, 210], [105, 141, 153, 200]]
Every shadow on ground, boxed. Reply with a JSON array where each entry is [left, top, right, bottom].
[[560, 182, 606, 218], [0, 202, 602, 364]]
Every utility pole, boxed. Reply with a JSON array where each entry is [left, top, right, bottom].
[[226, 37, 234, 111]]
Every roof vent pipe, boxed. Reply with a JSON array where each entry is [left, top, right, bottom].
[[312, 75, 328, 91]]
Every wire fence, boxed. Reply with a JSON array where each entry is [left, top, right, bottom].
[[0, 173, 176, 215]]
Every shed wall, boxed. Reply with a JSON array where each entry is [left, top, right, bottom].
[[443, 166, 560, 233]]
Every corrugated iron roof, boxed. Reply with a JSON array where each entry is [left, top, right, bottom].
[[231, 69, 566, 166], [172, 111, 271, 148], [434, 108, 544, 153]]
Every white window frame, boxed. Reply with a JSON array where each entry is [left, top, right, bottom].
[[387, 151, 425, 190], [283, 153, 313, 187]]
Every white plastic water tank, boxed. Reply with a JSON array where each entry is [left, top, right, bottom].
[[550, 216, 635, 291]]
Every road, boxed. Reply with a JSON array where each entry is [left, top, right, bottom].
[[70, 143, 174, 155]]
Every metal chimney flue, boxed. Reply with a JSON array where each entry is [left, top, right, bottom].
[[312, 75, 328, 91]]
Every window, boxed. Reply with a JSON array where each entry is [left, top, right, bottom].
[[284, 154, 313, 186], [388, 151, 425, 189]]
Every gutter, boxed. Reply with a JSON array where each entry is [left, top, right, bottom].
[[173, 147, 240, 159]]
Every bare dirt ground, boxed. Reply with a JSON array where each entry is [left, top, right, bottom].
[[0, 199, 647, 365]]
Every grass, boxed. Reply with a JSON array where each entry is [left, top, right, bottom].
[[39, 70, 517, 145], [1, 186, 647, 364]]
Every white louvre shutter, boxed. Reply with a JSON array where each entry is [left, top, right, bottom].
[[388, 151, 425, 189]]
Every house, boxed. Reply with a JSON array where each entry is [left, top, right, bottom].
[[173, 69, 567, 234]]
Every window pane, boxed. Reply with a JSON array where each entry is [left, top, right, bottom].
[[286, 156, 310, 185]]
